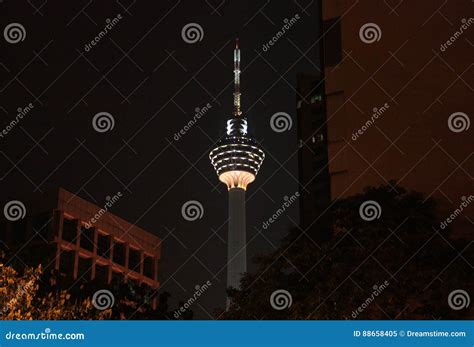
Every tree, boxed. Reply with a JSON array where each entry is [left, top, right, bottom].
[[0, 264, 109, 320], [220, 183, 473, 319]]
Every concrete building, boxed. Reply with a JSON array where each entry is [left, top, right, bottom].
[[1, 187, 161, 290], [298, 0, 473, 238]]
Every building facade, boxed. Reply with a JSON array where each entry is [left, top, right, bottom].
[[1, 188, 161, 291], [297, 74, 331, 231], [299, 0, 473, 238]]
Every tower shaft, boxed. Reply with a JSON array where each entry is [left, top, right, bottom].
[[227, 187, 246, 307]]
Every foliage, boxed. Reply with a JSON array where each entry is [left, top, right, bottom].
[[0, 264, 109, 320]]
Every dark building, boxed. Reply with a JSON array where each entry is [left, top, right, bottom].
[[298, 0, 473, 238], [297, 74, 331, 230], [1, 188, 161, 291]]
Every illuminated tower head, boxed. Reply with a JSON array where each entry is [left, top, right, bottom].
[[209, 39, 265, 190]]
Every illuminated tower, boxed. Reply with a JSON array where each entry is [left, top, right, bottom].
[[209, 39, 265, 299]]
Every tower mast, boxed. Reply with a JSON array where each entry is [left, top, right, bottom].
[[233, 39, 241, 117]]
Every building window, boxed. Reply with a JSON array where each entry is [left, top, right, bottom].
[[62, 218, 77, 243], [113, 241, 126, 266], [143, 255, 154, 279], [310, 94, 323, 104], [97, 233, 111, 259], [80, 226, 94, 252], [129, 248, 141, 273], [323, 17, 342, 66]]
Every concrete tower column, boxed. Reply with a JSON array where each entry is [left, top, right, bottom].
[[227, 187, 246, 291]]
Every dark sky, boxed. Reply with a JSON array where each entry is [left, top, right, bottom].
[[0, 0, 320, 317]]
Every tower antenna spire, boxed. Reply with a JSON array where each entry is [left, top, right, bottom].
[[233, 38, 241, 117]]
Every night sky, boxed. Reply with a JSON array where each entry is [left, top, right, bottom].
[[0, 0, 319, 316]]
